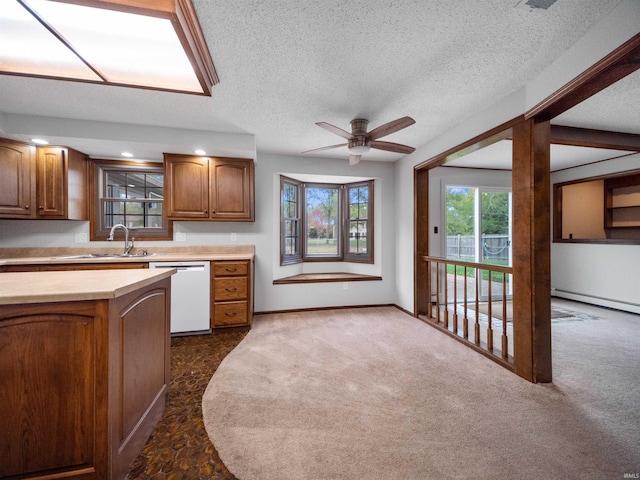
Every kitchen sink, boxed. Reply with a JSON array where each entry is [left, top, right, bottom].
[[52, 252, 157, 260]]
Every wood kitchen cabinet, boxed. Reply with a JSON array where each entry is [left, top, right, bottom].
[[0, 271, 171, 479], [0, 138, 88, 220], [211, 259, 254, 328], [164, 154, 255, 221], [0, 138, 35, 217], [36, 146, 88, 219]]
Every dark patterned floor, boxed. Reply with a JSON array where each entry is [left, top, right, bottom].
[[126, 330, 247, 479]]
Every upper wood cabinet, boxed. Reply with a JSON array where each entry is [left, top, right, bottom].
[[0, 139, 88, 220], [36, 146, 88, 219], [164, 154, 254, 221], [0, 139, 35, 217]]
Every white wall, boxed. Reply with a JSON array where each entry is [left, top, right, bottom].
[[394, 0, 640, 314], [551, 153, 640, 314], [0, 152, 397, 313]]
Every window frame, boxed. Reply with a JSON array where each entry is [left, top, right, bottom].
[[343, 180, 374, 263], [89, 159, 173, 241], [279, 176, 374, 265], [303, 182, 342, 262], [281, 176, 302, 265]]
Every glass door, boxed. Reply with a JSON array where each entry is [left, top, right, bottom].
[[445, 186, 512, 301], [478, 189, 512, 299]]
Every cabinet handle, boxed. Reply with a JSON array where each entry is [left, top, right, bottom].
[[225, 287, 237, 292], [225, 267, 237, 272], [225, 312, 237, 317], [38, 205, 43, 210], [204, 209, 208, 214], [24, 205, 30, 210]]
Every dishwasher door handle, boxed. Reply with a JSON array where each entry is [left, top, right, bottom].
[[160, 265, 207, 271]]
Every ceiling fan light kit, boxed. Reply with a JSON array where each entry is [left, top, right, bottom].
[[303, 116, 416, 165]]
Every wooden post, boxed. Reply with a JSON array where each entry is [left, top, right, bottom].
[[512, 119, 552, 383], [415, 168, 430, 316]]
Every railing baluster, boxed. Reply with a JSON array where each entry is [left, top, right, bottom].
[[453, 264, 458, 334], [435, 262, 441, 324], [474, 268, 480, 346], [487, 271, 493, 352], [443, 262, 449, 329], [502, 273, 509, 359], [463, 265, 469, 339], [427, 259, 432, 319]]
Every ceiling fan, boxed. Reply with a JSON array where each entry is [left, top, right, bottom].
[[303, 116, 416, 165]]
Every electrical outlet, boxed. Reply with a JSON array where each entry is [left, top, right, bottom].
[[176, 232, 187, 242], [343, 282, 349, 290], [231, 233, 237, 241], [75, 232, 88, 243]]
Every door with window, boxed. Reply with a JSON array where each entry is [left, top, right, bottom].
[[446, 186, 512, 300]]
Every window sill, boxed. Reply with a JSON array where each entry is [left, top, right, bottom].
[[273, 272, 382, 285]]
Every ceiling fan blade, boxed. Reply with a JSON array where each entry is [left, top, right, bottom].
[[366, 116, 415, 141], [316, 122, 354, 140], [349, 154, 361, 166], [302, 143, 348, 155], [370, 140, 416, 154]]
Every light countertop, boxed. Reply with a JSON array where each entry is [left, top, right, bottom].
[[0, 268, 175, 305], [0, 246, 255, 266]]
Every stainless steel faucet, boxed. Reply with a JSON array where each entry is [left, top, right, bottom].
[[107, 224, 135, 255]]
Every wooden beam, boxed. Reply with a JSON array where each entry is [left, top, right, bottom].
[[414, 117, 522, 170], [512, 118, 552, 383], [550, 125, 640, 151], [527, 33, 640, 120]]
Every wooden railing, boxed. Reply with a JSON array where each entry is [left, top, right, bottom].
[[421, 256, 514, 369]]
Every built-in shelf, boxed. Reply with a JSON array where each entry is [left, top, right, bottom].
[[605, 173, 640, 230]]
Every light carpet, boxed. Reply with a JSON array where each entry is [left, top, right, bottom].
[[203, 306, 639, 480]]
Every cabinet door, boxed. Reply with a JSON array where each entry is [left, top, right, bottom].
[[36, 147, 67, 217], [164, 155, 210, 219], [0, 303, 99, 478], [0, 140, 35, 217], [211, 158, 254, 221]]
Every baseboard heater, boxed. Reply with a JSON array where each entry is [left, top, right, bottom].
[[552, 289, 640, 314]]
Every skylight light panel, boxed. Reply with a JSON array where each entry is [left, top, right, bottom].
[[0, 0, 217, 95], [25, 0, 202, 92], [0, 0, 101, 81]]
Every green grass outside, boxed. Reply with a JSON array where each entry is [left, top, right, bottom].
[[445, 257, 509, 282], [306, 238, 367, 255]]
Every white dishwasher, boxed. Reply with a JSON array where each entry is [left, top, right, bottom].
[[149, 261, 210, 335]]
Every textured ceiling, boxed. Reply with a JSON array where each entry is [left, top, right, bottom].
[[0, 0, 635, 166]]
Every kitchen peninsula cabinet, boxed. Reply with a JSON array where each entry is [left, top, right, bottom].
[[0, 138, 88, 220], [164, 154, 254, 221], [211, 259, 253, 328], [0, 269, 173, 480]]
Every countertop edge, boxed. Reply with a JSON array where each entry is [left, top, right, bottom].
[[0, 269, 176, 305]]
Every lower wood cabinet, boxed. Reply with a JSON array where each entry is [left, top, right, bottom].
[[211, 259, 253, 328], [0, 278, 171, 479]]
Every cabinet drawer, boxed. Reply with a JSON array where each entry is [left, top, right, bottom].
[[214, 277, 247, 301], [213, 262, 248, 277], [214, 301, 248, 326]]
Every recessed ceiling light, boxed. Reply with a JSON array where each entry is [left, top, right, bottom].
[[121, 152, 134, 158], [195, 149, 206, 155], [31, 138, 49, 145]]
